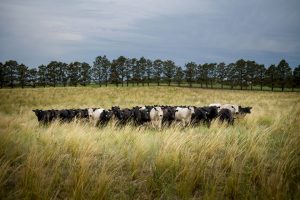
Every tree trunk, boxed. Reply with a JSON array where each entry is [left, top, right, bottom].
[[168, 81, 171, 86], [271, 83, 274, 91], [281, 83, 284, 92], [157, 81, 159, 86]]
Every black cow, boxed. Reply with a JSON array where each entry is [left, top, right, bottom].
[[33, 109, 46, 123], [200, 106, 219, 126], [96, 109, 113, 126], [132, 106, 151, 126], [162, 106, 176, 126], [191, 107, 207, 125], [218, 108, 234, 125], [59, 109, 71, 122], [33, 109, 59, 124], [237, 106, 252, 118], [112, 107, 133, 126]]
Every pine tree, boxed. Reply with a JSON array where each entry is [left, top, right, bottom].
[[277, 59, 292, 91], [47, 61, 59, 87], [146, 59, 153, 86], [116, 56, 126, 87], [68, 62, 81, 86], [28, 68, 37, 88], [216, 62, 227, 89], [0, 62, 6, 88], [153, 59, 163, 86], [137, 57, 147, 86], [124, 58, 132, 86], [38, 65, 47, 87], [185, 62, 196, 87], [163, 60, 176, 86], [18, 64, 28, 88], [174, 66, 184, 86], [80, 62, 91, 86], [58, 62, 68, 86], [4, 60, 18, 88]]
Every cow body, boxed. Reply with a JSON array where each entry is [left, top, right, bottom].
[[175, 106, 195, 126], [220, 104, 239, 114], [150, 107, 164, 129], [218, 108, 234, 125]]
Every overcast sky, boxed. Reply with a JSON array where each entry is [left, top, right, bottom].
[[0, 0, 299, 68]]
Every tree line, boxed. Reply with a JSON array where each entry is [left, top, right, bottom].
[[1, 56, 299, 91]]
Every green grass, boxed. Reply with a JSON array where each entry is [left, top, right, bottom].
[[0, 86, 299, 199]]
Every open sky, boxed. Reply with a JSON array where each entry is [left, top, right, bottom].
[[0, 0, 299, 68]]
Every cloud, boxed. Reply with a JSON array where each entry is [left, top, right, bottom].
[[0, 0, 299, 67]]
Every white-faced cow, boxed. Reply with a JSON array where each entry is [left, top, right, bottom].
[[175, 106, 195, 126], [150, 107, 164, 129]]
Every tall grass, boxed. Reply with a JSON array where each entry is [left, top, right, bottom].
[[0, 87, 299, 199]]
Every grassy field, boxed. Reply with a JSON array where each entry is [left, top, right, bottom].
[[0, 86, 299, 199]]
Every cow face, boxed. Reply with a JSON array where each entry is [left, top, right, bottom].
[[33, 109, 44, 121], [87, 108, 94, 119], [238, 106, 252, 114]]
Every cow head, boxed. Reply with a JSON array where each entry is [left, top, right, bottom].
[[87, 108, 94, 119], [32, 109, 44, 121]]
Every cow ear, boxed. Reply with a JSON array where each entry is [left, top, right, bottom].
[[249, 107, 252, 110]]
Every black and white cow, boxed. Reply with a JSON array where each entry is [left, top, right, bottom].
[[218, 108, 234, 125], [220, 104, 239, 115]]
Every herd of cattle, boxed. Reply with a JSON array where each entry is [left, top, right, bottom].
[[32, 103, 252, 129]]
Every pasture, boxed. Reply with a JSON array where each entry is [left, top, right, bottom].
[[0, 86, 299, 199]]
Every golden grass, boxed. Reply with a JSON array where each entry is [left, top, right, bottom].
[[0, 86, 299, 199]]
